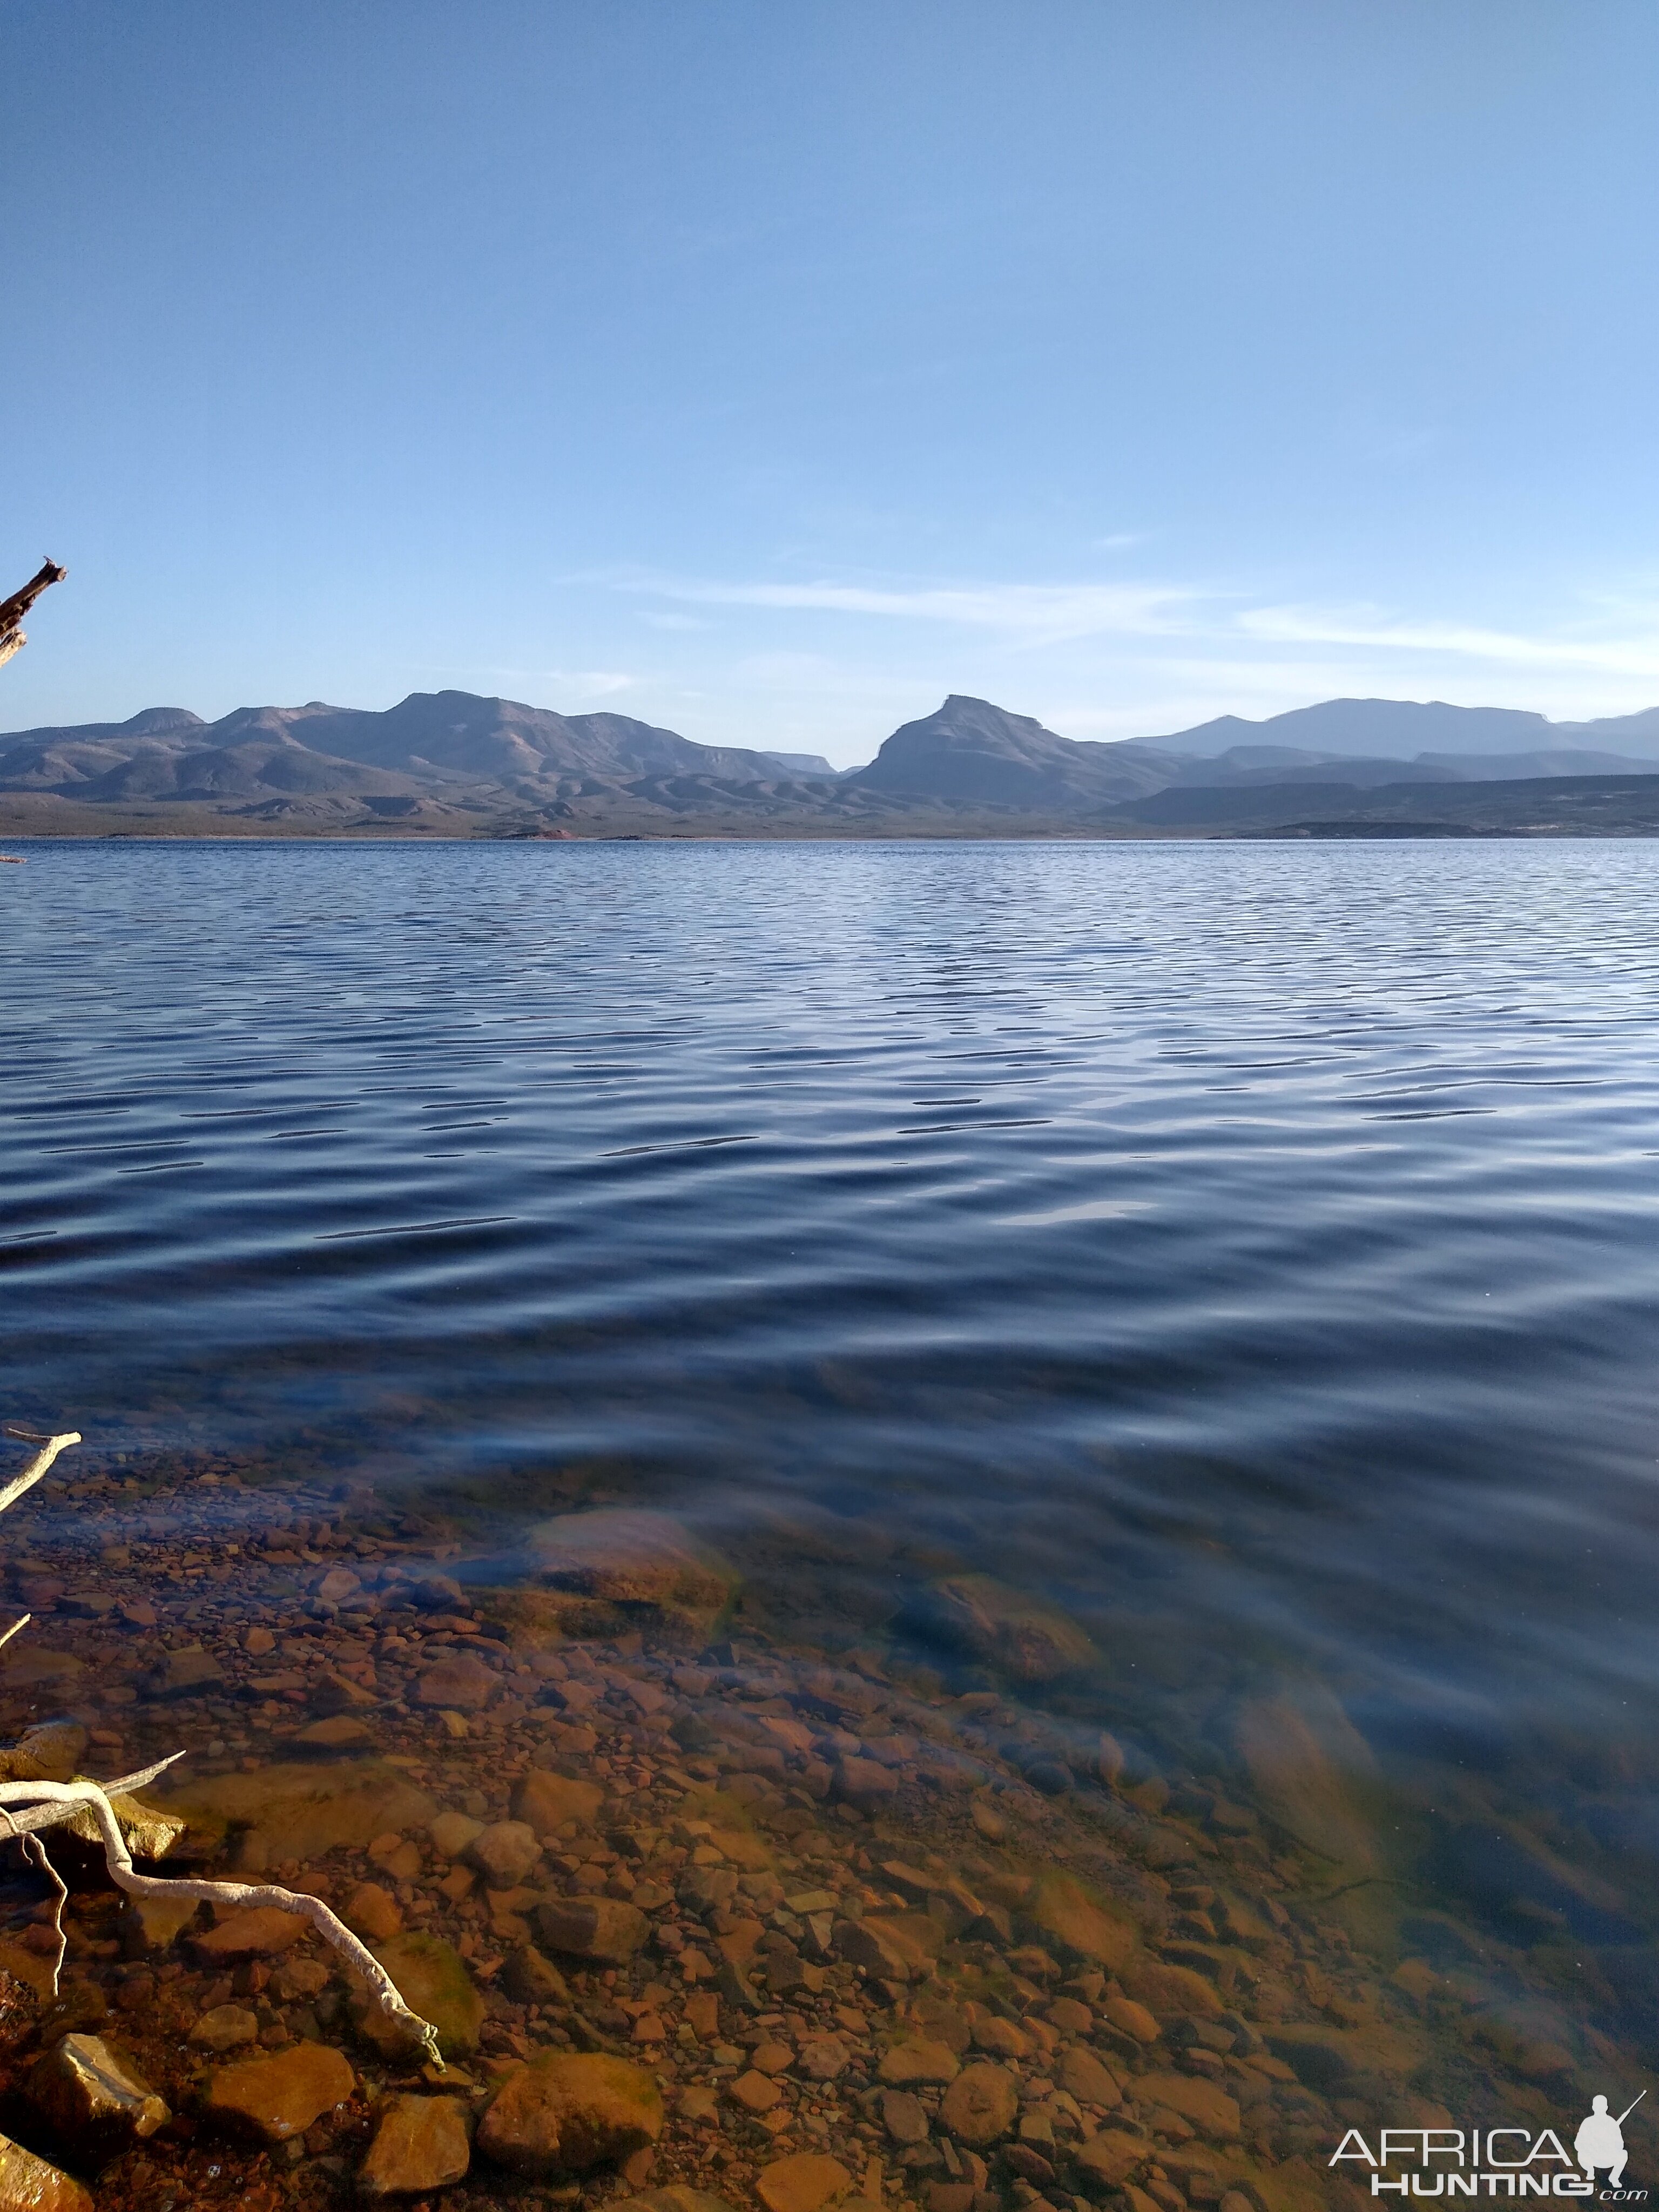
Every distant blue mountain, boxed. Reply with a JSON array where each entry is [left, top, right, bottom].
[[5, 687, 1659, 833], [1128, 696, 1659, 760]]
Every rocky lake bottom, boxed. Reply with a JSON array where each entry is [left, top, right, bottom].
[[0, 1444, 1650, 2212]]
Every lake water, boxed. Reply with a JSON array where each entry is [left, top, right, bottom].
[[5, 837, 1659, 2033]]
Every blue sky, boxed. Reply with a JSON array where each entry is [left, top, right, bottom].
[[4, 2, 1657, 764]]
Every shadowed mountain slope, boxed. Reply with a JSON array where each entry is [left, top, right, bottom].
[[156, 691, 817, 786], [5, 689, 1659, 837], [845, 694, 1170, 805]]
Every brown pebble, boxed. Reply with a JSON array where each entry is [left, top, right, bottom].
[[875, 2040, 959, 2087], [881, 2090, 928, 2147], [729, 2070, 783, 2114], [938, 2062, 1018, 2148], [343, 1883, 403, 1943], [193, 1908, 308, 1962], [754, 2153, 852, 2212]]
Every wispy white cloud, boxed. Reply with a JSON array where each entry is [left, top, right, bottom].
[[611, 564, 1659, 678], [556, 670, 636, 696], [584, 566, 1659, 747], [450, 665, 638, 697], [620, 574, 1198, 645], [1239, 603, 1659, 678]]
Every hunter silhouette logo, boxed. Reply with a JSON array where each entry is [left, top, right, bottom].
[[1333, 2092, 1649, 2197], [1577, 2095, 1644, 2195]]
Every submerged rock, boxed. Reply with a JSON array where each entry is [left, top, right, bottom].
[[1056, 2042, 1120, 2105], [146, 1642, 224, 1697], [0, 1650, 85, 1694], [939, 2060, 1019, 2146], [203, 2039, 355, 2144], [0, 1978, 49, 2055], [512, 1768, 604, 1836], [293, 1714, 375, 1754], [910, 1574, 1094, 1682], [1102, 1991, 1159, 2044], [416, 1654, 497, 1712], [876, 2039, 958, 2086], [354, 1932, 484, 2060], [359, 2092, 471, 2197], [616, 2192, 740, 2212], [503, 1944, 569, 2005], [831, 1757, 897, 1811], [188, 2005, 259, 2053], [428, 1809, 484, 1857], [0, 1721, 86, 1783], [535, 1896, 650, 1966], [0, 2130, 92, 2212], [753, 2152, 852, 2212], [194, 1907, 308, 1961], [120, 1894, 198, 1957], [1025, 1869, 1137, 1971], [27, 2032, 170, 2150], [342, 1880, 403, 1941], [1135, 2070, 1242, 2139], [0, 1941, 57, 2002], [160, 1759, 437, 1862], [64, 1788, 185, 1862], [1233, 1687, 1381, 1872], [1121, 1957, 1225, 2019], [476, 2051, 664, 2176], [1074, 2130, 1147, 2190], [467, 1818, 541, 1886], [526, 1510, 739, 1638]]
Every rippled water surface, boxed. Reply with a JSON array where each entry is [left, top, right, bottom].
[[6, 838, 1659, 1881]]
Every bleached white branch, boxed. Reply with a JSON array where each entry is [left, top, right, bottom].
[[0, 1755, 184, 1839], [0, 1779, 444, 2067], [22, 1835, 67, 1998], [0, 1426, 443, 2065], [0, 1429, 82, 1519]]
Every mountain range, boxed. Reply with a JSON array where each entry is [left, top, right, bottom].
[[5, 688, 1659, 838]]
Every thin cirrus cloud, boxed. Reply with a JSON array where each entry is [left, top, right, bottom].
[[612, 570, 1659, 685], [447, 666, 637, 697], [1239, 604, 1659, 678], [616, 575, 1199, 646]]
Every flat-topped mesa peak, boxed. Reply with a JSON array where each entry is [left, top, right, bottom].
[[122, 706, 207, 737]]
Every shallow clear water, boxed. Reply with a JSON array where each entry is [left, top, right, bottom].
[[5, 837, 1659, 1948]]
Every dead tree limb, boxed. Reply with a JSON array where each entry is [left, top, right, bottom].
[[0, 1428, 443, 2063], [0, 558, 67, 671]]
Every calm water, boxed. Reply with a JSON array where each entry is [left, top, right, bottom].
[[5, 837, 1659, 1950]]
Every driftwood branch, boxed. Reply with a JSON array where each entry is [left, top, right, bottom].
[[0, 1778, 443, 2065], [21, 1835, 67, 1997], [0, 1427, 443, 2066], [0, 1430, 83, 1519], [0, 559, 66, 671]]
